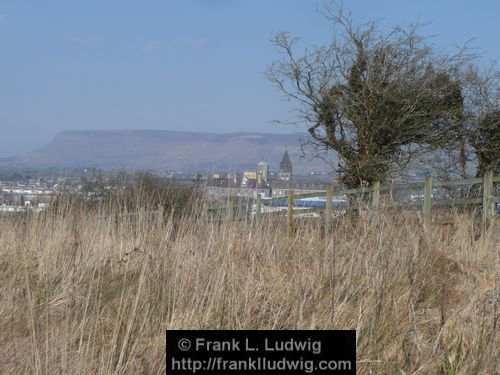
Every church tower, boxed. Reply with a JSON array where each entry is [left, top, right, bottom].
[[256, 161, 269, 184], [278, 149, 292, 181]]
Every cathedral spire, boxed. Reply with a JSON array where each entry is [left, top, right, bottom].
[[279, 149, 292, 181]]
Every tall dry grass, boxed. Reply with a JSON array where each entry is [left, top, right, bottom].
[[0, 196, 498, 374]]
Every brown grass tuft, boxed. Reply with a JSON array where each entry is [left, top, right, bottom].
[[0, 199, 498, 374]]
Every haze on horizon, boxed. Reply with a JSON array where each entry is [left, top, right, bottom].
[[0, 0, 499, 158]]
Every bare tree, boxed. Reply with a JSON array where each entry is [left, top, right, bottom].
[[405, 64, 499, 180], [471, 110, 500, 175], [267, 2, 472, 187], [463, 65, 500, 176]]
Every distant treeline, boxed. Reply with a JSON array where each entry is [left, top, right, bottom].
[[50, 170, 201, 219]]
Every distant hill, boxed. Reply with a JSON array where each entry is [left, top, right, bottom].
[[3, 130, 337, 173]]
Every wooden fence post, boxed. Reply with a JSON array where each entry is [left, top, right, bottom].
[[256, 194, 262, 222], [325, 186, 333, 238], [423, 176, 432, 228], [482, 171, 494, 226], [288, 190, 294, 238], [372, 180, 380, 210]]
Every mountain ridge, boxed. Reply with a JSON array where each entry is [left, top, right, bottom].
[[4, 129, 335, 172]]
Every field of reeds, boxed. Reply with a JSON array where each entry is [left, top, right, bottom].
[[0, 191, 498, 374]]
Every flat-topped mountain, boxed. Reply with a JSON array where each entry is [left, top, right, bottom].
[[4, 130, 335, 172]]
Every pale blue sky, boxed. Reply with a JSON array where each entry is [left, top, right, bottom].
[[0, 0, 499, 157]]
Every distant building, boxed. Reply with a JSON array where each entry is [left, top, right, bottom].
[[208, 172, 228, 187], [241, 170, 257, 188], [243, 170, 257, 180], [227, 172, 239, 187], [256, 161, 269, 183], [278, 149, 293, 181]]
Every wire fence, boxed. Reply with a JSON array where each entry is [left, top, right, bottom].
[[253, 172, 499, 235]]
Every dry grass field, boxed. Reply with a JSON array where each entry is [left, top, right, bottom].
[[0, 197, 498, 374]]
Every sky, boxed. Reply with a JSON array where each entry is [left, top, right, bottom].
[[0, 0, 499, 157]]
